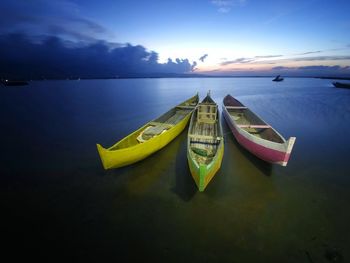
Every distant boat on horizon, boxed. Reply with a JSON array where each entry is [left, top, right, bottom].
[[272, 75, 284, 82], [1, 79, 28, 86], [333, 81, 350, 89]]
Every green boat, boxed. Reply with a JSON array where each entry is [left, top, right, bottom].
[[187, 92, 224, 191]]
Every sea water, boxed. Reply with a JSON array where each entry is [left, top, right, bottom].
[[1, 78, 349, 262]]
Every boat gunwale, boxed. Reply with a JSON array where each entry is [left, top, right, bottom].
[[100, 94, 199, 152], [224, 107, 287, 145], [223, 94, 288, 146]]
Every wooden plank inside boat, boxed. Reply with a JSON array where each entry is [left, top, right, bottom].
[[141, 109, 190, 140], [190, 108, 220, 164]]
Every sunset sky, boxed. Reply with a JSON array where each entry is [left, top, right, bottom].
[[1, 0, 350, 77]]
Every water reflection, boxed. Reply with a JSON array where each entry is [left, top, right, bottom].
[[221, 114, 273, 177], [172, 131, 197, 201], [1, 78, 349, 262]]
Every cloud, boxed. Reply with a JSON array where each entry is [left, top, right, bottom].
[[0, 33, 197, 79], [211, 0, 246, 13], [293, 56, 350, 62], [220, 54, 281, 66], [199, 54, 208, 62], [226, 55, 350, 67], [296, 50, 322, 55], [296, 46, 350, 55], [297, 65, 344, 71], [270, 65, 350, 76], [201, 65, 350, 77], [0, 0, 112, 42], [47, 24, 101, 42], [220, 57, 254, 65], [254, 55, 283, 59], [272, 66, 289, 71]]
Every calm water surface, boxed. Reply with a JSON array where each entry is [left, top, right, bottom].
[[1, 78, 349, 262]]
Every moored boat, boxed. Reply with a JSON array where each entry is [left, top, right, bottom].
[[97, 94, 199, 169], [272, 75, 284, 82], [222, 94, 295, 166], [187, 92, 224, 191], [1, 79, 28, 86], [333, 81, 350, 89]]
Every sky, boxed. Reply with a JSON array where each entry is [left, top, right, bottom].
[[0, 0, 350, 78]]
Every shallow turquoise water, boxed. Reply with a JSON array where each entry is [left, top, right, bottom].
[[1, 78, 349, 262]]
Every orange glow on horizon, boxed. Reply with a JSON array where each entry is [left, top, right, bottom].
[[194, 57, 350, 75]]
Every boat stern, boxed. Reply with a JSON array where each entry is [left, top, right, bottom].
[[188, 162, 209, 192], [279, 137, 296, 166], [187, 143, 224, 192], [96, 144, 110, 169]]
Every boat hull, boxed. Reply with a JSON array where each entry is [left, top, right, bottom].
[[97, 94, 198, 169], [187, 93, 224, 191], [187, 141, 224, 192], [223, 100, 295, 166]]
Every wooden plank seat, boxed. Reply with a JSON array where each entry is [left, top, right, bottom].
[[189, 134, 220, 140], [137, 122, 173, 142], [145, 122, 174, 136], [136, 111, 187, 143], [197, 103, 217, 123], [189, 133, 221, 146]]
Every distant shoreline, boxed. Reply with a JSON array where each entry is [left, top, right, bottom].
[[2, 75, 350, 81]]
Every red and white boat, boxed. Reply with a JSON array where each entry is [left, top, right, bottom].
[[222, 94, 296, 166]]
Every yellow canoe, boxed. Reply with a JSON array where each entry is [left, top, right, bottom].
[[96, 94, 199, 169]]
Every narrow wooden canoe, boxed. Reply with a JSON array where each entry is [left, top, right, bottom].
[[97, 94, 199, 169], [187, 92, 224, 191], [223, 94, 295, 166]]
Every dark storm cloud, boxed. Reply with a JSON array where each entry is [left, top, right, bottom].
[[47, 25, 100, 42], [0, 0, 111, 42], [199, 54, 208, 62], [68, 17, 107, 34], [0, 11, 40, 28], [0, 34, 197, 79]]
